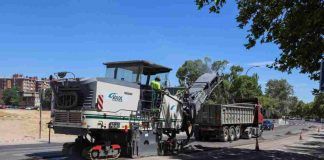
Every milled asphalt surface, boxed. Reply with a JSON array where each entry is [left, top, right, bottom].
[[0, 120, 322, 160]]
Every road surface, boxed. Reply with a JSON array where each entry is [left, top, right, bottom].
[[0, 120, 322, 160]]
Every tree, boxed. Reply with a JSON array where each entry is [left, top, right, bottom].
[[264, 79, 294, 116], [2, 87, 21, 106], [176, 58, 210, 86], [259, 95, 280, 118], [211, 60, 229, 73], [41, 88, 52, 110], [196, 0, 324, 81], [265, 79, 293, 101], [312, 93, 324, 118]]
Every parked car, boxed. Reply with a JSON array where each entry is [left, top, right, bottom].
[[25, 107, 32, 110], [0, 105, 7, 109], [25, 106, 38, 110], [262, 120, 274, 130], [18, 106, 26, 109]]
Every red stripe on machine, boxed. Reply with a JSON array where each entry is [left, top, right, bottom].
[[97, 95, 104, 110]]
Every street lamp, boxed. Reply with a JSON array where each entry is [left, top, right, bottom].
[[246, 65, 260, 75]]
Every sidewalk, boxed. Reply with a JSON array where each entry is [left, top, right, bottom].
[[283, 127, 324, 159], [234, 127, 324, 159]]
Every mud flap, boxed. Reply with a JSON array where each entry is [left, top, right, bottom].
[[137, 130, 159, 157]]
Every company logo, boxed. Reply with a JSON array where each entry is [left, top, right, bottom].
[[170, 105, 176, 111], [108, 93, 123, 102]]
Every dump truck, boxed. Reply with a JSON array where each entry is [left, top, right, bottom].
[[194, 99, 264, 142], [48, 60, 222, 159]]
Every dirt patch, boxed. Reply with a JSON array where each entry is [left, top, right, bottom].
[[0, 110, 17, 117], [0, 109, 75, 145]]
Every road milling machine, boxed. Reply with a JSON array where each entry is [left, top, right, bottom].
[[49, 60, 222, 159]]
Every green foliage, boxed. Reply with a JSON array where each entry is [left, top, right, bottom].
[[211, 60, 229, 73], [265, 79, 293, 101], [2, 87, 21, 106], [230, 74, 262, 100], [41, 88, 52, 109], [176, 58, 210, 86], [263, 79, 295, 116], [287, 93, 324, 119], [195, 0, 324, 81], [312, 93, 324, 118]]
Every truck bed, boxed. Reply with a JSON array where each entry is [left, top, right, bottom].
[[196, 103, 256, 126]]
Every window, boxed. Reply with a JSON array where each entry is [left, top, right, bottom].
[[105, 66, 140, 83], [149, 73, 169, 88], [105, 68, 115, 79], [116, 67, 138, 83]]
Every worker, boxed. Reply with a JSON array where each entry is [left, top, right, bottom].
[[150, 76, 161, 91], [150, 76, 161, 108]]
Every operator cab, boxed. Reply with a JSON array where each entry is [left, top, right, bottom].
[[104, 60, 172, 109], [104, 60, 171, 87]]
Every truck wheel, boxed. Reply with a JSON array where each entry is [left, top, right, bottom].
[[234, 126, 241, 140], [228, 126, 235, 141], [157, 142, 165, 156], [194, 127, 202, 141], [220, 126, 229, 142], [247, 128, 252, 139]]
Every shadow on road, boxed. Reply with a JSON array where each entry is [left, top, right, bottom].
[[25, 151, 65, 160], [284, 133, 324, 159], [310, 133, 324, 139], [171, 147, 320, 160], [23, 146, 321, 160]]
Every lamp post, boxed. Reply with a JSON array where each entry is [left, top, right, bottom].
[[246, 65, 260, 75], [39, 81, 45, 139]]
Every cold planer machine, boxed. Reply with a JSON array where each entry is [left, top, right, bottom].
[[49, 60, 221, 159]]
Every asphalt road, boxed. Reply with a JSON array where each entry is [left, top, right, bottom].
[[0, 120, 321, 160]]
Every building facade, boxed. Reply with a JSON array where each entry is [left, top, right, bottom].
[[0, 74, 49, 107]]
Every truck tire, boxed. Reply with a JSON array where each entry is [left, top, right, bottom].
[[228, 126, 235, 141], [246, 128, 252, 139], [234, 126, 241, 140], [220, 126, 229, 142], [194, 127, 202, 141], [157, 142, 165, 156], [241, 127, 252, 139]]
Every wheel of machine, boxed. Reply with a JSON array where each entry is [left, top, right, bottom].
[[228, 126, 235, 141], [220, 126, 229, 142], [90, 150, 100, 160], [157, 141, 165, 156], [234, 126, 241, 140]]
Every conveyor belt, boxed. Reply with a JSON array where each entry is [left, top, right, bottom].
[[188, 73, 222, 112]]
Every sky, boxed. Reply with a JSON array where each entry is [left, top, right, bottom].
[[0, 0, 318, 102]]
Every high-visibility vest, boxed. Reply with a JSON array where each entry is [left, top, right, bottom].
[[150, 80, 161, 91]]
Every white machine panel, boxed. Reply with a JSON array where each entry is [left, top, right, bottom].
[[96, 81, 140, 116]]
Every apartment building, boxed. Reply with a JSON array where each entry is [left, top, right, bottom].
[[0, 74, 49, 106]]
